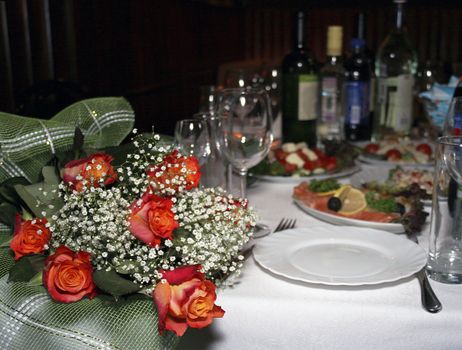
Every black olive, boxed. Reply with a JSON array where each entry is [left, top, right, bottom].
[[395, 203, 406, 215], [327, 197, 342, 211]]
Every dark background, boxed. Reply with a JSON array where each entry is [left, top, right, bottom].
[[1, 0, 461, 135]]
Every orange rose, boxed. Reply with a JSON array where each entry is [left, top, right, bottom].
[[10, 214, 51, 260], [43, 246, 96, 303], [63, 152, 117, 191], [147, 151, 200, 192], [154, 265, 225, 336], [129, 192, 178, 247]]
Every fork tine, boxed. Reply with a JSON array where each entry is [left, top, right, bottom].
[[289, 219, 296, 229], [274, 218, 287, 232]]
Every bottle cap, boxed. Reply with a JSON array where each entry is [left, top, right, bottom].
[[327, 26, 343, 56], [350, 38, 365, 49]]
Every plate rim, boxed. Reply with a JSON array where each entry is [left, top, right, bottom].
[[253, 227, 426, 286], [255, 164, 361, 183], [357, 154, 434, 168], [293, 198, 405, 234]]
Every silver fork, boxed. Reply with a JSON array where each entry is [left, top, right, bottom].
[[409, 234, 442, 313], [274, 218, 297, 232]]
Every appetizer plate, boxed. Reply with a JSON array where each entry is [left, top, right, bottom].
[[253, 227, 426, 286], [255, 165, 361, 183], [293, 198, 405, 234]]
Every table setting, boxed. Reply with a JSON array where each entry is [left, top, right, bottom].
[[0, 90, 462, 350]]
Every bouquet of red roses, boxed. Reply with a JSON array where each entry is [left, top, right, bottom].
[[2, 130, 256, 337]]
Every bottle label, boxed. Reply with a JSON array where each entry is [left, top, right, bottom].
[[378, 74, 414, 132], [298, 75, 318, 121], [321, 77, 338, 123], [345, 81, 370, 126]]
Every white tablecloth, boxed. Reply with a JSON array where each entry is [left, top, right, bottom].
[[178, 178, 462, 350]]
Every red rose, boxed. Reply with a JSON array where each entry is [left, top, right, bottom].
[[63, 152, 117, 191], [129, 192, 178, 247], [43, 246, 96, 303], [147, 151, 200, 192], [10, 214, 51, 260], [153, 265, 225, 336]]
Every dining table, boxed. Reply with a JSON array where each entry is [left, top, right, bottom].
[[177, 164, 462, 350]]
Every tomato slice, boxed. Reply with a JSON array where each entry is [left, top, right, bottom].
[[365, 143, 379, 154], [322, 156, 337, 171], [303, 159, 322, 171], [274, 149, 288, 162], [385, 149, 402, 161], [416, 143, 432, 156]]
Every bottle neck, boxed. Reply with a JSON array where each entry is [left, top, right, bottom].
[[295, 11, 305, 49], [395, 2, 404, 30], [357, 13, 365, 40]]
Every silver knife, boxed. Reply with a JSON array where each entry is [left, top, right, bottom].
[[409, 234, 442, 313]]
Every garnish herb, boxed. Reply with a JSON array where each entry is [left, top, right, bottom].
[[365, 191, 397, 213], [308, 179, 340, 193]]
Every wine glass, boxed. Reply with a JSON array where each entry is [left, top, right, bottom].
[[174, 119, 210, 165], [193, 112, 227, 188], [224, 68, 262, 89], [216, 88, 273, 198]]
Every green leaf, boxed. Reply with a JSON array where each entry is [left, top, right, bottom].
[[0, 237, 13, 248], [73, 127, 85, 159], [42, 166, 61, 185], [0, 177, 30, 207], [14, 178, 63, 218], [0, 202, 18, 227], [14, 184, 43, 217], [27, 271, 44, 286], [93, 269, 142, 299], [8, 254, 47, 283]]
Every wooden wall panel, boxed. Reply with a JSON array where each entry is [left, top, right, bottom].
[[0, 0, 461, 134]]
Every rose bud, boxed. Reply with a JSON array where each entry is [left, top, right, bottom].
[[63, 152, 117, 191], [129, 192, 178, 247], [10, 214, 51, 260], [43, 246, 96, 303], [154, 265, 225, 336]]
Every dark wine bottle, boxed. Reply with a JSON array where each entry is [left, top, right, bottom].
[[282, 11, 319, 148], [343, 39, 372, 141]]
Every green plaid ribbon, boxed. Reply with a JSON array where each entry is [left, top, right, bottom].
[[0, 97, 135, 184], [0, 98, 179, 349]]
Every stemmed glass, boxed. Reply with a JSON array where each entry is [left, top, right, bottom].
[[224, 68, 262, 89], [174, 119, 210, 165], [216, 88, 273, 198]]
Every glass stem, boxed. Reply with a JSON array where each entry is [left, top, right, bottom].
[[238, 168, 248, 199]]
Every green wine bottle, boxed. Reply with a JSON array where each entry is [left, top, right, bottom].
[[282, 11, 319, 148]]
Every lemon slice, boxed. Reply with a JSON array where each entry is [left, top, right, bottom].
[[338, 188, 367, 215], [317, 185, 348, 197]]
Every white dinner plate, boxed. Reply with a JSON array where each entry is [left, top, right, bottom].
[[357, 154, 433, 168], [253, 227, 426, 286], [255, 165, 361, 184], [293, 198, 405, 233]]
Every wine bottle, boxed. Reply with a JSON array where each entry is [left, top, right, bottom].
[[282, 11, 319, 148], [317, 26, 345, 143], [344, 39, 372, 141], [374, 0, 417, 138]]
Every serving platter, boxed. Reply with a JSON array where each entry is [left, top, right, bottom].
[[293, 198, 405, 234], [255, 165, 361, 184]]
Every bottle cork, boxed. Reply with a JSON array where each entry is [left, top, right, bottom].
[[327, 26, 343, 57]]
